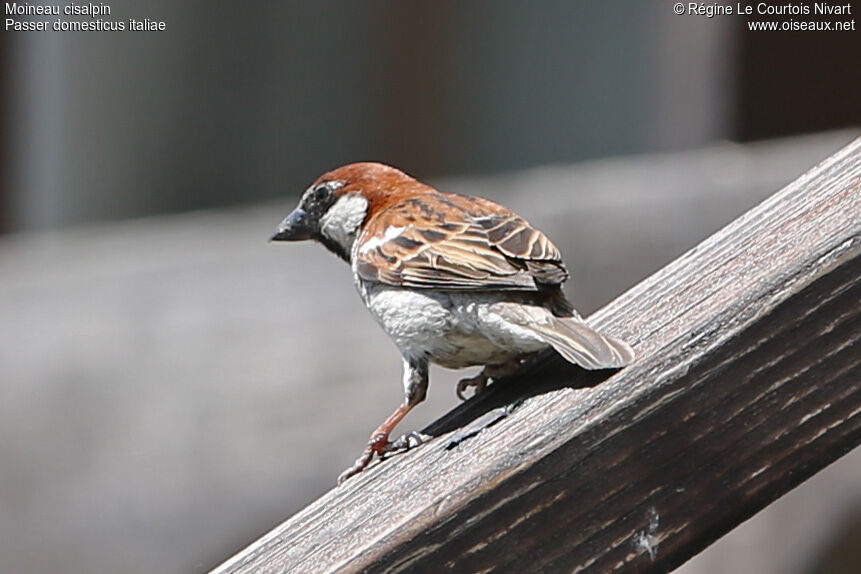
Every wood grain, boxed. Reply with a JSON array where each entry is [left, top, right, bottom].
[[216, 136, 860, 573]]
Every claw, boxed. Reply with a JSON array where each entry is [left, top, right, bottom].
[[457, 371, 489, 401], [337, 432, 389, 484], [387, 430, 430, 454], [457, 360, 527, 400], [337, 450, 374, 485], [337, 430, 430, 485]]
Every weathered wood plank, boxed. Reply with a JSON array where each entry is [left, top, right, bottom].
[[214, 138, 861, 573]]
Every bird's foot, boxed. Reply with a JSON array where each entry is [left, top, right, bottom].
[[456, 371, 489, 401], [337, 432, 390, 485], [337, 430, 429, 484], [456, 360, 527, 401], [386, 430, 431, 454]]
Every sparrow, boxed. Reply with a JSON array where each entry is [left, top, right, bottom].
[[271, 162, 634, 483]]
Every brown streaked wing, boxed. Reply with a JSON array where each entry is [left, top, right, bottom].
[[356, 192, 568, 290], [450, 193, 569, 286], [447, 194, 563, 261]]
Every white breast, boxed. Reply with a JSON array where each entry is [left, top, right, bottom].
[[354, 280, 549, 368]]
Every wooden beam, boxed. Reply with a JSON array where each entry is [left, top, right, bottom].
[[214, 138, 861, 574]]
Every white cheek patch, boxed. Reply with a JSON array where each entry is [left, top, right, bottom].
[[320, 193, 369, 253], [359, 225, 408, 254]]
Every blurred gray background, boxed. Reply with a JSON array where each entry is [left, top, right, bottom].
[[1, 2, 860, 573]]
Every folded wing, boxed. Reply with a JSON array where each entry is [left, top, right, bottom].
[[355, 192, 569, 291]]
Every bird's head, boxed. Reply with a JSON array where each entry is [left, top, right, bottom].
[[270, 162, 429, 261]]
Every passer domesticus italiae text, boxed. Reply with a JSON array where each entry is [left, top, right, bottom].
[[271, 163, 634, 483]]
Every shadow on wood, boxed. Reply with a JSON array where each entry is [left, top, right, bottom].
[[423, 356, 612, 439]]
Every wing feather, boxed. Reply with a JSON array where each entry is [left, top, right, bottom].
[[356, 192, 568, 290]]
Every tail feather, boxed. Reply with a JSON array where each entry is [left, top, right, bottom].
[[528, 316, 635, 370]]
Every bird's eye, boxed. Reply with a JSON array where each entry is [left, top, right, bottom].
[[313, 185, 330, 201]]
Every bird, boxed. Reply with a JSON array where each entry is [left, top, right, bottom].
[[270, 162, 634, 483]]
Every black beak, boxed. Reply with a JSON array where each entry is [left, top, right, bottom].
[[270, 208, 313, 241]]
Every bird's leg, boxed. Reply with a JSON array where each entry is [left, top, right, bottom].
[[336, 403, 413, 485], [456, 359, 523, 401], [337, 357, 428, 484]]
